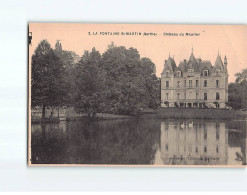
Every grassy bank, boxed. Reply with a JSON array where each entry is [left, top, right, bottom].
[[68, 113, 134, 121], [155, 107, 247, 119], [31, 113, 134, 123], [31, 108, 247, 123]]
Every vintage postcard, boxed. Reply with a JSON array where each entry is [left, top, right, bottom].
[[28, 23, 247, 167]]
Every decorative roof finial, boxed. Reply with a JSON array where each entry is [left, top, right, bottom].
[[192, 46, 194, 54], [169, 52, 170, 58], [218, 50, 220, 56]]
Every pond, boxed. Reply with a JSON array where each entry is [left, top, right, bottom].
[[31, 119, 247, 166]]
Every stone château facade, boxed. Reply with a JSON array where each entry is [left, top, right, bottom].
[[161, 50, 228, 108]]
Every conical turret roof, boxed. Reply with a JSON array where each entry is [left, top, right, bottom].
[[162, 55, 177, 74], [186, 51, 200, 72], [213, 54, 225, 71]]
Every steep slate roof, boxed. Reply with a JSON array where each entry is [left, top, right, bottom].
[[186, 52, 200, 72], [199, 60, 213, 75], [162, 51, 227, 76], [213, 55, 225, 72], [199, 60, 213, 71], [178, 61, 186, 72], [162, 56, 177, 74]]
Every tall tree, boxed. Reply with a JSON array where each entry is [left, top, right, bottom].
[[31, 40, 65, 117], [228, 68, 247, 110], [54, 40, 80, 107], [73, 47, 105, 117], [140, 57, 160, 109]]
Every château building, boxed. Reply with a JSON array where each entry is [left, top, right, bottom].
[[161, 50, 229, 108]]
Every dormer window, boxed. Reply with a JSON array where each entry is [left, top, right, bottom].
[[165, 70, 170, 77], [177, 71, 181, 77], [216, 69, 220, 75], [203, 70, 209, 76], [188, 69, 194, 75]]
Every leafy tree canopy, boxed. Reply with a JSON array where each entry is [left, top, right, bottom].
[[31, 41, 160, 117], [228, 68, 247, 110]]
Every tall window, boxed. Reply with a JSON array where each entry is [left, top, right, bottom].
[[204, 80, 207, 87], [196, 92, 198, 100], [166, 70, 169, 77], [177, 81, 180, 88], [166, 81, 169, 88], [165, 144, 168, 151], [216, 92, 220, 100], [184, 92, 186, 100], [216, 80, 219, 88], [166, 93, 169, 100], [184, 80, 186, 87], [177, 71, 181, 77], [204, 128, 207, 140], [189, 80, 192, 88], [196, 80, 199, 87], [203, 70, 208, 76], [216, 129, 220, 140], [177, 93, 180, 100], [204, 93, 207, 100]]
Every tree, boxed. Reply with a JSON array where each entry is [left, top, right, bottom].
[[228, 69, 247, 110], [54, 40, 80, 107], [32, 41, 161, 117], [140, 58, 160, 109], [101, 44, 160, 115], [73, 47, 106, 117], [235, 68, 247, 84], [31, 40, 65, 117]]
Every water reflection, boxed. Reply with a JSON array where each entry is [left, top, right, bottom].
[[159, 121, 226, 165], [31, 119, 160, 164], [31, 119, 247, 166]]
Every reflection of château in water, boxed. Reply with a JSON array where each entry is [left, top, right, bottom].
[[158, 120, 247, 165], [160, 121, 228, 165], [161, 50, 228, 109]]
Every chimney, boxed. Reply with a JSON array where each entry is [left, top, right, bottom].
[[224, 55, 227, 70]]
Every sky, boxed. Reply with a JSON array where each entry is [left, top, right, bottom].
[[29, 23, 247, 82]]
